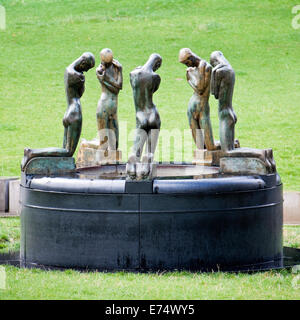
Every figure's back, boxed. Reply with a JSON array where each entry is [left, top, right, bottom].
[[130, 67, 155, 111]]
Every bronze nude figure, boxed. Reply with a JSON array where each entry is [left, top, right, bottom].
[[179, 48, 218, 151], [210, 51, 237, 152], [21, 52, 95, 170], [82, 48, 122, 152], [96, 48, 122, 151], [126, 53, 162, 179]]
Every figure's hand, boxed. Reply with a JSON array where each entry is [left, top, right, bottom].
[[198, 60, 212, 97], [187, 60, 212, 98], [96, 65, 105, 81]]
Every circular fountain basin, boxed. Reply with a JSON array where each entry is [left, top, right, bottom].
[[20, 164, 283, 271]]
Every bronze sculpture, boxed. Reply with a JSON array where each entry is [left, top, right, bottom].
[[126, 53, 162, 179], [21, 52, 95, 170], [81, 48, 123, 152], [179, 48, 218, 151], [19, 49, 282, 275], [96, 48, 122, 151], [19, 49, 276, 177], [210, 51, 237, 152]]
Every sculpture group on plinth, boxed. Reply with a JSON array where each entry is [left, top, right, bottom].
[[19, 48, 284, 272], [21, 48, 276, 178]]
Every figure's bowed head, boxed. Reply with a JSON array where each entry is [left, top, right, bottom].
[[210, 50, 228, 68], [100, 48, 113, 66], [178, 48, 201, 68], [145, 53, 162, 71], [76, 52, 95, 72]]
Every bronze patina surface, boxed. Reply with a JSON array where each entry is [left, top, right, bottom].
[[195, 147, 276, 174], [82, 48, 123, 151], [210, 51, 237, 152], [21, 52, 95, 171], [126, 53, 162, 180], [24, 157, 76, 175], [179, 48, 218, 151], [20, 49, 278, 177], [77, 48, 123, 166]]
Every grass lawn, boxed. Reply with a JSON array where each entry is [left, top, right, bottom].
[[0, 0, 299, 189], [0, 217, 19, 253], [0, 217, 300, 299]]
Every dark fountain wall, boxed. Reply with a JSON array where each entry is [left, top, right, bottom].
[[20, 173, 283, 272]]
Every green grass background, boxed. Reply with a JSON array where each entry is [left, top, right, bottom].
[[1, 265, 300, 299], [0, 0, 299, 189], [0, 0, 299, 300]]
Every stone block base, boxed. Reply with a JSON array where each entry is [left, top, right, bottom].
[[0, 177, 19, 212], [283, 192, 300, 224], [220, 157, 269, 175], [193, 139, 240, 166], [194, 147, 276, 174], [76, 143, 122, 168], [9, 179, 20, 215], [193, 149, 215, 166]]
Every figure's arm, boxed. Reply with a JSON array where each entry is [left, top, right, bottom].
[[117, 65, 123, 90], [187, 79, 198, 92], [96, 64, 118, 93], [152, 74, 161, 93], [186, 67, 204, 94], [103, 65, 123, 90], [113, 59, 123, 89], [67, 67, 85, 85], [211, 64, 234, 102], [101, 79, 119, 94], [210, 51, 234, 100], [186, 68, 198, 92], [211, 64, 223, 99]]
